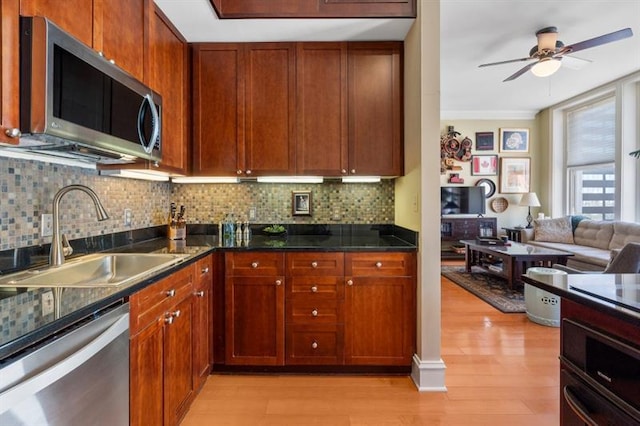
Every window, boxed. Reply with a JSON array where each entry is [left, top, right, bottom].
[[565, 97, 616, 220]]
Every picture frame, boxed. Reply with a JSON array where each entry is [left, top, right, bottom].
[[499, 128, 529, 152], [475, 132, 494, 151], [471, 155, 498, 176], [292, 191, 312, 216], [499, 157, 531, 193]]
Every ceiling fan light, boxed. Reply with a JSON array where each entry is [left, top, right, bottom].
[[531, 58, 562, 77]]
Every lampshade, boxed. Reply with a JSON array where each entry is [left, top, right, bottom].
[[531, 58, 562, 77], [519, 192, 541, 207]]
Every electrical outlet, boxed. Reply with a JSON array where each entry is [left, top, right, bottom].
[[412, 193, 419, 213], [41, 214, 53, 237], [42, 291, 54, 316], [124, 209, 132, 227], [248, 206, 257, 221]]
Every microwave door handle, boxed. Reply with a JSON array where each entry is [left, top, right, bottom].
[[137, 94, 160, 154]]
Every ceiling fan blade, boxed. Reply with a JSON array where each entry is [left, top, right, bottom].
[[503, 62, 537, 82], [479, 56, 534, 68], [560, 28, 633, 55], [561, 55, 592, 70]]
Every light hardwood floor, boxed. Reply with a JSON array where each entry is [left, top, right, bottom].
[[182, 270, 560, 426]]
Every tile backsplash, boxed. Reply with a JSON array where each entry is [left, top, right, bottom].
[[0, 157, 394, 251]]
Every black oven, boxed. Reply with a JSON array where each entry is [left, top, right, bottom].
[[561, 319, 640, 425]]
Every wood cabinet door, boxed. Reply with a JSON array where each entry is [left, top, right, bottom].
[[130, 317, 164, 426], [192, 43, 245, 176], [0, 0, 20, 145], [193, 256, 212, 392], [20, 0, 93, 47], [348, 42, 403, 176], [244, 43, 296, 176], [225, 275, 285, 365], [93, 0, 148, 82], [163, 295, 194, 426], [296, 43, 348, 175], [148, 5, 188, 174], [344, 276, 415, 365]]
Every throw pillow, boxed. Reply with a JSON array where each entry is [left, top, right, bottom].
[[570, 215, 590, 233], [534, 216, 574, 243]]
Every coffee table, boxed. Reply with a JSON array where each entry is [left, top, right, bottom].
[[460, 240, 574, 289]]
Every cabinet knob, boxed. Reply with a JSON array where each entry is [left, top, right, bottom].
[[166, 289, 176, 297], [237, 170, 243, 175], [311, 309, 318, 317], [311, 341, 318, 349], [251, 262, 259, 268], [275, 279, 282, 286], [347, 279, 353, 286], [201, 267, 209, 274], [310, 285, 318, 293], [173, 310, 181, 318], [164, 316, 174, 325], [351, 169, 356, 174], [341, 169, 347, 174], [4, 128, 21, 138], [195, 291, 205, 297], [311, 261, 318, 268], [97, 51, 104, 57], [375, 262, 383, 268], [246, 170, 252, 175]]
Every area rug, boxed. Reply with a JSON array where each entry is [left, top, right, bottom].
[[441, 266, 525, 313]]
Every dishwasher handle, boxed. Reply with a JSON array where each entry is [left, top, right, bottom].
[[0, 312, 129, 414]]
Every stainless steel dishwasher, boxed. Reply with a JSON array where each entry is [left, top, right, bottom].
[[0, 302, 130, 425]]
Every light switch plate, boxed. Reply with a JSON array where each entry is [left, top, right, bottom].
[[41, 291, 54, 316], [41, 214, 53, 237], [124, 209, 132, 227]]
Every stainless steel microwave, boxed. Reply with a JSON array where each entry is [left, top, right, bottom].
[[16, 16, 161, 164]]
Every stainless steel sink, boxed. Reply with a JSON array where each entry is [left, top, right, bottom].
[[0, 253, 190, 288]]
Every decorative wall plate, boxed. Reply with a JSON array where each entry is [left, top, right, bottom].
[[475, 179, 496, 198], [491, 197, 509, 213]]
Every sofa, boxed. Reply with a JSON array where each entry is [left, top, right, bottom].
[[519, 216, 640, 271]]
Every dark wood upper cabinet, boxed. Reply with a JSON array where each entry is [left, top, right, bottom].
[[192, 43, 296, 177], [244, 43, 296, 176], [348, 42, 403, 176], [0, 0, 20, 145], [210, 0, 415, 18], [192, 43, 245, 176], [296, 43, 348, 175]]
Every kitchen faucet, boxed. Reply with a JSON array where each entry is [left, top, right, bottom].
[[50, 185, 109, 267]]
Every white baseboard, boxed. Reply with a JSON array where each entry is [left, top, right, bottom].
[[410, 354, 447, 391]]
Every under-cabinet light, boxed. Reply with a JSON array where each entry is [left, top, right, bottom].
[[341, 176, 381, 183], [256, 176, 324, 184], [171, 176, 240, 184], [100, 170, 170, 181]]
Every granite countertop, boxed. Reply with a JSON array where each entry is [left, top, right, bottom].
[[0, 224, 417, 363], [522, 272, 640, 326]]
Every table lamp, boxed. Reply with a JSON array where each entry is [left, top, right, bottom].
[[519, 192, 541, 228]]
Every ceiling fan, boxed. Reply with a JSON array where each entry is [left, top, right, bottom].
[[479, 26, 633, 82]]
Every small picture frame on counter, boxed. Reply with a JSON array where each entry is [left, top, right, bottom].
[[292, 191, 312, 216]]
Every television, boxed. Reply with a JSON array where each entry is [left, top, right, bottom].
[[441, 186, 486, 216]]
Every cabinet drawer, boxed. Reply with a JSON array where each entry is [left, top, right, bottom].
[[287, 275, 344, 299], [130, 265, 194, 335], [285, 324, 343, 365], [225, 252, 285, 276], [195, 255, 213, 282], [286, 299, 342, 324], [286, 252, 344, 276], [345, 252, 415, 277]]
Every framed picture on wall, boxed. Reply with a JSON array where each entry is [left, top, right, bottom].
[[475, 132, 494, 151], [471, 155, 498, 176], [292, 191, 312, 216], [499, 128, 529, 152], [499, 157, 531, 193]]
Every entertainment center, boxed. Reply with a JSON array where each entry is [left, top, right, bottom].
[[440, 186, 497, 259]]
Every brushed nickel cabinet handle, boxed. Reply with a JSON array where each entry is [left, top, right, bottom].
[[4, 128, 21, 138], [276, 279, 282, 286], [251, 262, 259, 268], [375, 262, 383, 268], [311, 261, 318, 268], [347, 279, 353, 286], [201, 267, 209, 274], [311, 309, 318, 317], [195, 291, 205, 297], [166, 289, 176, 297], [311, 285, 318, 293], [311, 341, 318, 349]]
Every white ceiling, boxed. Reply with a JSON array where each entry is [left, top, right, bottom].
[[155, 0, 640, 120]]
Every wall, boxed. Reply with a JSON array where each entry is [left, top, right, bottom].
[[438, 119, 542, 230], [0, 157, 395, 251]]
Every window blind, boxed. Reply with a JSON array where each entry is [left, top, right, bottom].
[[566, 97, 615, 167]]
